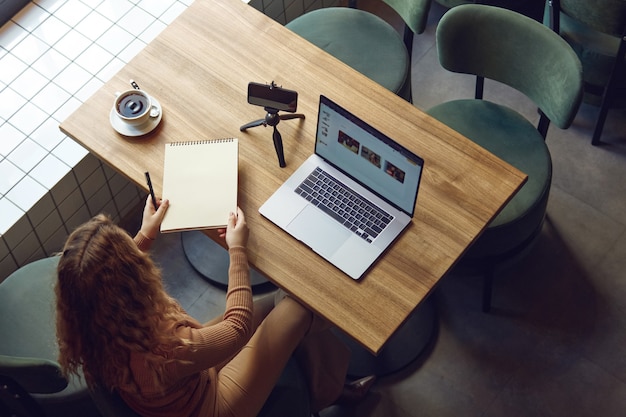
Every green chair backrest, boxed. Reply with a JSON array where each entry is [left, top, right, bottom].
[[436, 4, 582, 129], [383, 0, 433, 34], [557, 0, 626, 37]]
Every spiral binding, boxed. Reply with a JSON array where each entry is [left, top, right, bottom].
[[167, 138, 236, 146]]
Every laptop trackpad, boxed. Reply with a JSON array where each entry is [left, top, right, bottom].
[[287, 205, 351, 257]]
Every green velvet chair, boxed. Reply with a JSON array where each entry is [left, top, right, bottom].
[[286, 0, 433, 102], [545, 0, 626, 145], [0, 256, 101, 417], [426, 4, 582, 312], [0, 257, 314, 417]]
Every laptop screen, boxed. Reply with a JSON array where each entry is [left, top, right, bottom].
[[314, 95, 424, 215]]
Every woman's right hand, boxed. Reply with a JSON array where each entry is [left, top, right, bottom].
[[139, 195, 169, 239], [223, 207, 248, 249]]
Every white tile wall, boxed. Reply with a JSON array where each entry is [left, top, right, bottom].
[[6, 175, 47, 211], [0, 0, 333, 281]]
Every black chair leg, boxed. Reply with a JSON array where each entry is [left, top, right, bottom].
[[591, 103, 610, 146], [482, 267, 494, 313], [591, 31, 625, 145]]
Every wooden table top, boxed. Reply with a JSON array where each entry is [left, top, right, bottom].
[[60, 0, 526, 354]]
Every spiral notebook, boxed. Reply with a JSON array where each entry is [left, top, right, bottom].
[[160, 138, 238, 233]]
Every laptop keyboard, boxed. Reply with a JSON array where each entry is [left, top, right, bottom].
[[295, 167, 393, 243]]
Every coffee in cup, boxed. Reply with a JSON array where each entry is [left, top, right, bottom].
[[114, 90, 152, 126]]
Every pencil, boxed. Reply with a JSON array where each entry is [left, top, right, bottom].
[[145, 171, 158, 208]]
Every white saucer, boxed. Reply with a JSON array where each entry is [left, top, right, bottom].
[[110, 97, 162, 137]]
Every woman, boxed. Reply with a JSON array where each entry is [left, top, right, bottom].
[[55, 196, 372, 417]]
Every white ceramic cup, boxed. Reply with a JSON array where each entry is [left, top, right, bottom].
[[113, 89, 152, 126]]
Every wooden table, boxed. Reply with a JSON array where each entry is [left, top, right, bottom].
[[60, 0, 526, 355]]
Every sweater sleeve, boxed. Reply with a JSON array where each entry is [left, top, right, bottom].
[[167, 246, 253, 378], [133, 231, 154, 252]]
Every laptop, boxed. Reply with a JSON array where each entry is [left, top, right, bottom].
[[259, 95, 424, 280]]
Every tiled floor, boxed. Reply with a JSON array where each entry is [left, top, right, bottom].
[[139, 2, 626, 417], [0, 0, 191, 233]]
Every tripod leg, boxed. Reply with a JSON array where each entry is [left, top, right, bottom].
[[240, 119, 266, 131], [279, 113, 305, 121], [273, 126, 286, 168]]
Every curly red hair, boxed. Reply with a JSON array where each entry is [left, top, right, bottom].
[[55, 214, 192, 392]]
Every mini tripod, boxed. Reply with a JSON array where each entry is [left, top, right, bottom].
[[240, 85, 305, 168]]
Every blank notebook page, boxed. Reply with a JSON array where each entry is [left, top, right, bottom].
[[161, 138, 238, 233]]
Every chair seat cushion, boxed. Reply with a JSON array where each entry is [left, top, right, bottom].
[[427, 99, 552, 258], [286, 7, 409, 95]]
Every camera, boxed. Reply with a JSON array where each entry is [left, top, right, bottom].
[[247, 82, 298, 113]]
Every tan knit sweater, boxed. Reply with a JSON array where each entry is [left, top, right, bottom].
[[119, 246, 253, 417]]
